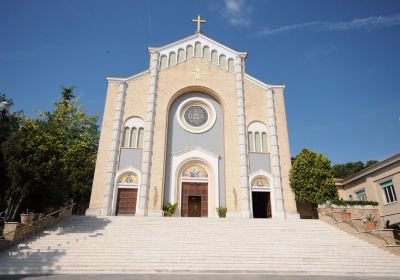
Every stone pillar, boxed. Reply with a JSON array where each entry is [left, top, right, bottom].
[[235, 55, 251, 218], [266, 88, 285, 219], [136, 50, 160, 216], [101, 81, 127, 216]]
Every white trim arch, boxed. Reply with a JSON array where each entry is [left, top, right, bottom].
[[248, 121, 268, 153], [169, 146, 220, 217], [121, 117, 145, 148], [111, 166, 142, 215], [249, 169, 277, 218]]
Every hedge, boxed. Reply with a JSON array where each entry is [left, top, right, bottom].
[[330, 199, 379, 206]]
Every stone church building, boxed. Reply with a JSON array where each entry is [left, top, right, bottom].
[[87, 18, 299, 219]]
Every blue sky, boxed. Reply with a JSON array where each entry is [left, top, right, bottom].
[[1, 0, 399, 163]]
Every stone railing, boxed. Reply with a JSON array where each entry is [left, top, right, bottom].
[[318, 204, 400, 255], [0, 203, 75, 251]]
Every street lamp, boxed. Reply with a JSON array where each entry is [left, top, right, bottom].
[[0, 101, 11, 119]]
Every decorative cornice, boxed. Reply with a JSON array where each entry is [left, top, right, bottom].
[[245, 74, 285, 90], [172, 145, 220, 159], [106, 70, 149, 83]]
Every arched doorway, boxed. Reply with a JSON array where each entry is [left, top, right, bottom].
[[251, 176, 272, 218], [180, 164, 209, 217], [114, 171, 139, 215]]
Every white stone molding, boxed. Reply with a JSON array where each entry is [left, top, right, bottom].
[[176, 97, 216, 134], [248, 170, 278, 219], [102, 81, 127, 216], [111, 166, 142, 215], [136, 50, 160, 216], [266, 88, 286, 219], [170, 146, 220, 218], [235, 55, 251, 218]]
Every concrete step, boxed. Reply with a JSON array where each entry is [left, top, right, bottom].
[[0, 216, 399, 276]]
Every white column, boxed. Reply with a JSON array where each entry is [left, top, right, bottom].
[[235, 55, 251, 218], [136, 50, 160, 216], [101, 81, 127, 216], [266, 88, 285, 219]]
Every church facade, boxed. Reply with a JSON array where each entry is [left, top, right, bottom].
[[87, 24, 299, 219]]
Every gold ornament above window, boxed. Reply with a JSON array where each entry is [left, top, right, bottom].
[[252, 176, 269, 187], [118, 172, 138, 184]]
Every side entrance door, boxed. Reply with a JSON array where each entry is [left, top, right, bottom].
[[116, 188, 137, 215]]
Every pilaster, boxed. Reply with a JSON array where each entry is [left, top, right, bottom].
[[266, 88, 286, 219], [136, 50, 160, 216], [101, 81, 127, 216], [235, 55, 251, 218]]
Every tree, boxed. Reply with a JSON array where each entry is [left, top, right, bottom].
[[332, 160, 379, 178], [2, 87, 99, 220], [289, 149, 338, 205], [0, 94, 20, 212]]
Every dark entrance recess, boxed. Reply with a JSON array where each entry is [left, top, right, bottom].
[[188, 196, 202, 217], [252, 192, 272, 218]]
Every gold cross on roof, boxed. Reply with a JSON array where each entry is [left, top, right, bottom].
[[192, 15, 206, 33]]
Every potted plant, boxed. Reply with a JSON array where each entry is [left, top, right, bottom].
[[162, 203, 177, 217], [340, 208, 351, 221], [216, 207, 227, 218], [20, 209, 34, 225], [364, 214, 377, 231]]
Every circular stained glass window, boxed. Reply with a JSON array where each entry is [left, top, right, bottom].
[[184, 106, 208, 127]]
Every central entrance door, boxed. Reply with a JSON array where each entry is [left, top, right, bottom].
[[181, 183, 208, 217], [188, 196, 202, 217], [252, 191, 272, 218]]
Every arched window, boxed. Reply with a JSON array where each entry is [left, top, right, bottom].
[[160, 55, 168, 70], [169, 52, 177, 66], [255, 132, 261, 152], [262, 132, 267, 153], [121, 117, 145, 149], [203, 46, 210, 61], [211, 50, 218, 64], [122, 127, 130, 147], [228, 58, 234, 73], [195, 42, 202, 57], [248, 132, 254, 152], [137, 128, 144, 148], [177, 48, 185, 63], [130, 127, 137, 148], [248, 121, 268, 153], [186, 45, 194, 59]]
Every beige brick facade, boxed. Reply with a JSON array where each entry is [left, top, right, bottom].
[[87, 33, 298, 218]]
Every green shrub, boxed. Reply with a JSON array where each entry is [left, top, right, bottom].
[[216, 207, 227, 218], [331, 199, 378, 206], [162, 203, 177, 217]]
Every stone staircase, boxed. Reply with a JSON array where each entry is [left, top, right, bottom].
[[1, 216, 400, 276]]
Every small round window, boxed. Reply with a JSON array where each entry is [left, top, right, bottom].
[[184, 106, 208, 127], [177, 97, 216, 134]]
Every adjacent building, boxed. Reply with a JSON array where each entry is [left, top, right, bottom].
[[336, 153, 400, 225]]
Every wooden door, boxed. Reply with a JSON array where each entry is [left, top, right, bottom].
[[266, 192, 272, 218], [188, 196, 201, 217], [116, 188, 137, 215]]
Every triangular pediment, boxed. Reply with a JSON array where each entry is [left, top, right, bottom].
[[153, 33, 247, 74], [151, 33, 247, 59]]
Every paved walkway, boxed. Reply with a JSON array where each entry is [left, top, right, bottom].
[[1, 274, 399, 280]]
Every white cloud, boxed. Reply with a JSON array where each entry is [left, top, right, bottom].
[[223, 0, 253, 27], [256, 14, 400, 36]]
